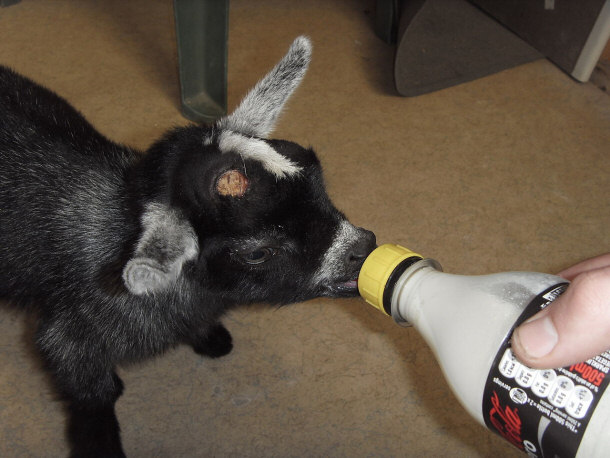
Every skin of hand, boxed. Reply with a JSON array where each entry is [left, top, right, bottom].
[[511, 253, 610, 369]]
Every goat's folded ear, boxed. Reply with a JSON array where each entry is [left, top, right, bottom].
[[123, 203, 199, 295], [217, 36, 312, 138]]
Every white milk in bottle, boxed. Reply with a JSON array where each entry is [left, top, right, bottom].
[[358, 244, 610, 457]]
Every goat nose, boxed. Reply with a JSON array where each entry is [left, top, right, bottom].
[[348, 229, 377, 263]]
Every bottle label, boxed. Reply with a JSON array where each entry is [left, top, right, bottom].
[[482, 283, 610, 457]]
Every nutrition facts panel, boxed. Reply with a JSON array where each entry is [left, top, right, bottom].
[[498, 348, 602, 421]]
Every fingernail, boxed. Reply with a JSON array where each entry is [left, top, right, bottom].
[[514, 315, 558, 359]]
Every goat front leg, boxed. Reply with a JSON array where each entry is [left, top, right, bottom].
[[37, 328, 126, 458], [188, 322, 233, 358], [64, 373, 125, 458]]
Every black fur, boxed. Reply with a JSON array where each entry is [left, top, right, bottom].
[[0, 37, 375, 457]]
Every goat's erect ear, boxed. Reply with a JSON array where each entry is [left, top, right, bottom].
[[123, 203, 199, 295], [217, 36, 312, 138]]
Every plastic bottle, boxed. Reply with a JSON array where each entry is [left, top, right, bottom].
[[358, 244, 610, 457]]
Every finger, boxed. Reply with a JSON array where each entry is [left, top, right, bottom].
[[559, 252, 610, 280], [511, 266, 610, 369]]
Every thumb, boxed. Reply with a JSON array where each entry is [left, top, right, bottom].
[[511, 266, 610, 369]]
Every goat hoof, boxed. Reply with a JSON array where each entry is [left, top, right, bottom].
[[192, 324, 233, 358]]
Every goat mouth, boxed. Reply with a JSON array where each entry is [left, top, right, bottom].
[[329, 278, 359, 297]]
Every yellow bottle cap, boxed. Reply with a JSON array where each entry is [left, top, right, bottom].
[[358, 244, 423, 315]]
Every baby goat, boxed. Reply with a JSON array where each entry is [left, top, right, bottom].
[[0, 37, 376, 457]]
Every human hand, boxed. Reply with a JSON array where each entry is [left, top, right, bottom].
[[511, 253, 610, 369]]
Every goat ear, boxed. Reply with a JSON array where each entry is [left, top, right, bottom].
[[123, 204, 199, 295], [217, 36, 312, 138]]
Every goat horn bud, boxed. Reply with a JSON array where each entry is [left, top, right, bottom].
[[216, 170, 249, 197]]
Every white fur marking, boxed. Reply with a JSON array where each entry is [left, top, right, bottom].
[[314, 220, 360, 284], [218, 131, 302, 179]]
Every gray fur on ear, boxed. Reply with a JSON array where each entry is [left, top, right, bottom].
[[123, 203, 199, 295], [217, 36, 312, 138]]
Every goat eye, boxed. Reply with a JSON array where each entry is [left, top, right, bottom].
[[240, 247, 275, 265]]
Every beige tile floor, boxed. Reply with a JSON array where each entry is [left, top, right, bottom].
[[1, 1, 609, 456]]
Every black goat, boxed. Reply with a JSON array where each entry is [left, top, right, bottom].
[[0, 37, 376, 456]]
